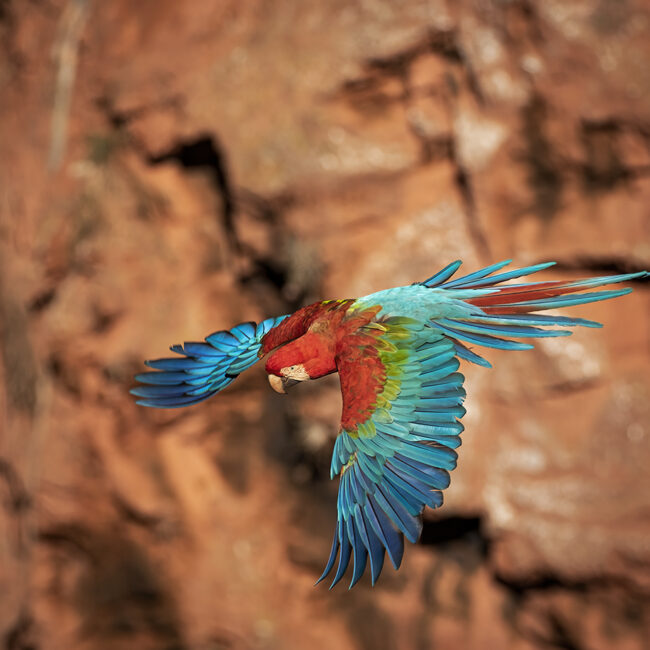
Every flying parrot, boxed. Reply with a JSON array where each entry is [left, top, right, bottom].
[[131, 260, 647, 589]]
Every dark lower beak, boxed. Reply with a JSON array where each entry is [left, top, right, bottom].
[[268, 375, 302, 394], [282, 377, 301, 391]]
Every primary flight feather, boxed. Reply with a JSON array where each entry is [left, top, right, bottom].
[[132, 260, 647, 589]]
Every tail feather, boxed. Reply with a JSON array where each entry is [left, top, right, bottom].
[[438, 317, 572, 339], [464, 313, 603, 328], [468, 284, 631, 310], [433, 259, 511, 287], [424, 260, 647, 364], [466, 272, 646, 312], [446, 262, 557, 289], [480, 288, 634, 314]]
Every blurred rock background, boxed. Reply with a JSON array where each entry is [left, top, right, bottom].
[[1, 1, 649, 649]]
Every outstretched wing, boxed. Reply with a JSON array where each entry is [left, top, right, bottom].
[[131, 316, 287, 408], [318, 317, 465, 589]]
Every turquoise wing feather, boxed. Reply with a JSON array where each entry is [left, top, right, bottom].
[[131, 316, 287, 408], [318, 317, 466, 589], [317, 262, 648, 588]]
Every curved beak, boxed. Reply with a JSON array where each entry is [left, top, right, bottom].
[[268, 374, 301, 394]]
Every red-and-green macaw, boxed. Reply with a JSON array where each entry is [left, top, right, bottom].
[[132, 260, 647, 588]]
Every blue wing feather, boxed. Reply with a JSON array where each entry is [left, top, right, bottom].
[[131, 315, 288, 408], [321, 323, 465, 588], [321, 263, 645, 587]]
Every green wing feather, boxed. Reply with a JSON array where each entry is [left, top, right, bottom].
[[317, 318, 466, 589]]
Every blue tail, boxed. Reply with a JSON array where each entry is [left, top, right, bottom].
[[423, 260, 647, 366], [131, 316, 287, 408]]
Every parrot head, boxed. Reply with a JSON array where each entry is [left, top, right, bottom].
[[265, 332, 336, 394]]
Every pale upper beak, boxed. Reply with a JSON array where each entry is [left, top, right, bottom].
[[268, 374, 302, 394]]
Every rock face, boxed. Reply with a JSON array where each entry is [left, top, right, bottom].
[[1, 1, 649, 649]]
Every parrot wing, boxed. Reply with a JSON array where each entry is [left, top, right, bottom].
[[319, 261, 648, 588], [318, 317, 465, 589], [131, 316, 288, 408]]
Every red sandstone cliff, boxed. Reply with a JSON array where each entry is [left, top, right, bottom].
[[1, 2, 649, 649]]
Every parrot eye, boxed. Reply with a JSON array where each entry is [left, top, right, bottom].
[[278, 364, 309, 382]]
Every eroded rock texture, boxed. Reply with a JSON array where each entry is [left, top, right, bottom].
[[1, 1, 649, 649]]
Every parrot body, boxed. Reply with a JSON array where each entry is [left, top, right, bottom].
[[132, 260, 647, 588]]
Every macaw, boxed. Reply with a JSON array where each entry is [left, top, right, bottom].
[[131, 260, 647, 589]]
